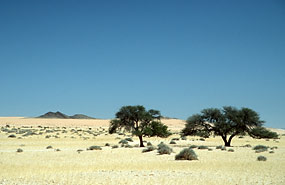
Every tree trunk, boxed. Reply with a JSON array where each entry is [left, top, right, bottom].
[[139, 135, 144, 147], [226, 134, 235, 147], [224, 141, 231, 147], [221, 135, 229, 146], [222, 134, 235, 147]]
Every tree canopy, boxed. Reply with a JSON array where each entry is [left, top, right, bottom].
[[182, 106, 265, 146], [109, 105, 171, 147], [248, 126, 278, 139]]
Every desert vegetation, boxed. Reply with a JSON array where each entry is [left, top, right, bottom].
[[109, 105, 171, 147], [182, 106, 273, 146], [0, 114, 284, 184]]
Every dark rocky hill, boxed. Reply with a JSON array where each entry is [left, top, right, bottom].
[[37, 112, 95, 119], [69, 114, 96, 119]]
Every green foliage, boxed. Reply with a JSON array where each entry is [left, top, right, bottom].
[[182, 106, 264, 146], [142, 121, 171, 138], [175, 148, 198, 160], [249, 127, 278, 139], [109, 105, 169, 147]]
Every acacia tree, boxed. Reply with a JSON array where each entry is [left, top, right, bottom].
[[109, 105, 171, 147], [182, 106, 264, 146]]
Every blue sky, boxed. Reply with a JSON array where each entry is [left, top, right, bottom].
[[0, 0, 284, 128]]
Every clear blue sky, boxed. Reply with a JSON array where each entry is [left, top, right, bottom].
[[0, 0, 284, 128]]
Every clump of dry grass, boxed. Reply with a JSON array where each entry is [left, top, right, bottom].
[[253, 145, 268, 153], [142, 146, 156, 153], [198, 145, 208, 150], [257, 156, 267, 161], [228, 148, 234, 152], [157, 142, 173, 155], [175, 148, 198, 161], [46, 145, 53, 149], [87, 146, 102, 150], [16, 148, 23, 153]]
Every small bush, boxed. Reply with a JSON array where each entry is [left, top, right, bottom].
[[257, 156, 267, 161], [244, 144, 252, 148], [55, 148, 61, 152], [189, 145, 198, 149], [175, 148, 198, 160], [216, 145, 223, 149], [125, 138, 133, 142], [269, 151, 274, 154], [16, 148, 23, 153], [119, 139, 128, 145], [198, 145, 208, 150], [208, 148, 213, 151], [147, 142, 152, 146], [228, 149, 234, 152], [181, 136, 187, 140], [253, 145, 268, 153], [170, 140, 176, 144], [87, 146, 102, 150], [46, 145, 53, 149], [157, 143, 173, 155], [172, 138, 180, 141], [124, 144, 133, 148], [105, 143, 110, 146], [8, 134, 16, 138], [142, 146, 156, 153], [77, 149, 84, 153], [112, 145, 119, 149], [199, 138, 205, 141]]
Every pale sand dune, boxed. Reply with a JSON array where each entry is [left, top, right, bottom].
[[0, 117, 284, 184], [0, 117, 185, 131], [0, 117, 111, 127]]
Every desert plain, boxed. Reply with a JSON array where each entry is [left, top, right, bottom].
[[0, 117, 284, 185]]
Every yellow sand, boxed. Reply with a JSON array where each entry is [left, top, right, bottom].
[[0, 117, 284, 184]]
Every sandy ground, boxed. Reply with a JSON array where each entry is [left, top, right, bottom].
[[0, 117, 284, 185]]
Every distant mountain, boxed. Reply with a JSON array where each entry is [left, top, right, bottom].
[[69, 114, 96, 119], [37, 112, 96, 119]]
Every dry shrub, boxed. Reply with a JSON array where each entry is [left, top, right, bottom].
[[175, 148, 198, 161]]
